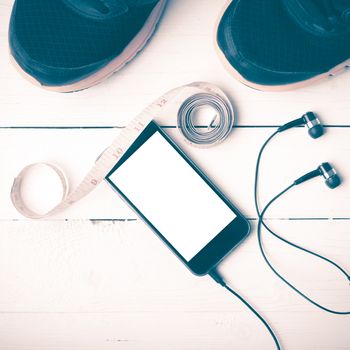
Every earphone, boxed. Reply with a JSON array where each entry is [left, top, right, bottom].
[[210, 112, 348, 350], [255, 111, 349, 317], [277, 111, 324, 138], [294, 162, 341, 189]]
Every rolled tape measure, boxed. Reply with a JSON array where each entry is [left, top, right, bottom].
[[11, 82, 235, 219]]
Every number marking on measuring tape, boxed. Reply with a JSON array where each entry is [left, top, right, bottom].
[[11, 82, 235, 219]]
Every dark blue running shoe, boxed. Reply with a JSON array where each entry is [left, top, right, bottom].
[[9, 0, 167, 92], [216, 0, 350, 91]]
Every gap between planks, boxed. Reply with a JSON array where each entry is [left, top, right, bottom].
[[1, 218, 350, 223], [1, 125, 350, 129]]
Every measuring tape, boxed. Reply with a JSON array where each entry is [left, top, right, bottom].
[[178, 92, 234, 147], [11, 82, 235, 219]]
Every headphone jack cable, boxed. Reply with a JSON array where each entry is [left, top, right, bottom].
[[209, 268, 281, 350]]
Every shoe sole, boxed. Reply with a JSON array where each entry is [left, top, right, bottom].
[[10, 0, 167, 93], [214, 0, 350, 91]]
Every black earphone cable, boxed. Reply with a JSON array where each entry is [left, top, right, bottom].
[[209, 269, 281, 350], [255, 130, 350, 315], [258, 184, 350, 315], [254, 131, 349, 279], [254, 130, 279, 216], [260, 220, 349, 280]]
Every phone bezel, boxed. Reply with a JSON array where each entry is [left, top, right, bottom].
[[106, 121, 250, 275]]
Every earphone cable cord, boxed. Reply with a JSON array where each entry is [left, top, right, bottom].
[[255, 130, 349, 279], [260, 220, 349, 279], [209, 269, 281, 350], [254, 130, 279, 215], [254, 131, 349, 279], [255, 130, 349, 313], [258, 184, 350, 315]]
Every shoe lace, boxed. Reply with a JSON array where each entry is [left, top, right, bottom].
[[284, 0, 350, 36], [319, 0, 350, 27]]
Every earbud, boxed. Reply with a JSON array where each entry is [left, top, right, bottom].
[[278, 112, 324, 139], [319, 162, 341, 189], [303, 112, 324, 139], [294, 162, 341, 188]]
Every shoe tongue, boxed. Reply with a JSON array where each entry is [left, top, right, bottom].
[[283, 0, 350, 37], [62, 0, 129, 19]]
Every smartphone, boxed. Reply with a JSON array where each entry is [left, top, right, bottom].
[[106, 121, 250, 275]]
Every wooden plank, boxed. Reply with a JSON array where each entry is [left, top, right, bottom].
[[1, 0, 350, 127], [0, 311, 348, 350], [0, 219, 348, 349], [0, 220, 348, 312], [0, 127, 349, 220]]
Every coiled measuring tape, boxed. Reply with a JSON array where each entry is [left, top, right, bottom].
[[11, 82, 234, 219], [178, 92, 234, 147]]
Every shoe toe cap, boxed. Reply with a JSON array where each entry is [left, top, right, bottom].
[[9, 0, 157, 87], [216, 0, 349, 87]]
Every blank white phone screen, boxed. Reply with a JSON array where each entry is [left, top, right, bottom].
[[108, 131, 236, 261]]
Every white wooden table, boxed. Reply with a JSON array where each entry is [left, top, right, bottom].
[[0, 1, 349, 349]]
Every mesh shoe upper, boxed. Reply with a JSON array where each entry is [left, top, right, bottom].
[[9, 0, 159, 86], [217, 0, 350, 86]]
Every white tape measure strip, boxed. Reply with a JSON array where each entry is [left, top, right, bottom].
[[11, 82, 234, 219]]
